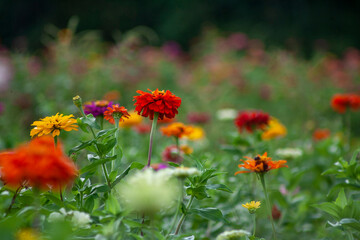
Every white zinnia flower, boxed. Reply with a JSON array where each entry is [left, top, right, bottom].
[[216, 108, 238, 121], [275, 148, 303, 159], [116, 168, 180, 214], [216, 229, 250, 240]]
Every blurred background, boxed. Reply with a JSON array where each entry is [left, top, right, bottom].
[[1, 0, 360, 56], [0, 2, 360, 239], [0, 0, 359, 149]]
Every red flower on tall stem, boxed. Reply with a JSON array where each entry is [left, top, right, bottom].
[[234, 111, 270, 132], [331, 93, 360, 113], [133, 89, 181, 120]]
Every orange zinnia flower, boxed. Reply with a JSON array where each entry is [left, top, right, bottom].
[[160, 122, 194, 138], [235, 152, 287, 175], [313, 128, 331, 141], [331, 93, 360, 113], [0, 136, 77, 190], [133, 89, 181, 120], [104, 104, 130, 124]]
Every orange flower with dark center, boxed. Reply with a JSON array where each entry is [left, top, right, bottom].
[[0, 136, 78, 190], [235, 152, 287, 174], [160, 122, 194, 138], [104, 104, 130, 124], [133, 89, 181, 120], [331, 93, 360, 113]]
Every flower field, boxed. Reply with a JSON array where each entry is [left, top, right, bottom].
[[1, 27, 360, 240]]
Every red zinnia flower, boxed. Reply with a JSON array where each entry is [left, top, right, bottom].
[[162, 145, 184, 163], [104, 104, 130, 124], [0, 136, 77, 190], [331, 93, 360, 113], [235, 111, 270, 132], [133, 89, 181, 120], [235, 152, 287, 174], [272, 205, 282, 220]]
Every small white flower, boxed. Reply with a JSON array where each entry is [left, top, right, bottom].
[[71, 211, 92, 228], [48, 208, 91, 228], [216, 108, 238, 121], [216, 229, 250, 240], [275, 148, 303, 159], [48, 212, 65, 222]]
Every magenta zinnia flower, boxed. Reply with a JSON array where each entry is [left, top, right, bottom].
[[83, 100, 113, 117]]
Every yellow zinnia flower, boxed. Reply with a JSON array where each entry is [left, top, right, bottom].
[[242, 201, 261, 214], [261, 118, 287, 140], [16, 228, 41, 240], [119, 110, 142, 128], [185, 126, 205, 141], [30, 113, 78, 138], [180, 144, 193, 154]]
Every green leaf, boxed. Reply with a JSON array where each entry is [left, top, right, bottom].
[[123, 219, 143, 228], [199, 169, 216, 184], [92, 184, 110, 193], [97, 138, 117, 155], [84, 195, 95, 213], [77, 118, 89, 133], [109, 170, 118, 182], [43, 193, 64, 207], [96, 128, 117, 139], [350, 149, 360, 164], [190, 207, 228, 223], [81, 114, 100, 129], [69, 140, 95, 155], [186, 186, 209, 200], [80, 156, 116, 174], [206, 184, 233, 193], [105, 194, 121, 215], [340, 218, 360, 231], [112, 144, 123, 169], [314, 202, 342, 220], [335, 188, 347, 209], [111, 162, 145, 188], [232, 135, 251, 146], [168, 162, 180, 167]]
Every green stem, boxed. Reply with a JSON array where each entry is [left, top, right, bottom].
[[32, 187, 41, 229], [175, 137, 180, 151], [54, 136, 58, 147], [100, 117, 104, 130], [147, 113, 159, 167], [59, 184, 63, 202], [253, 213, 256, 236], [166, 180, 184, 238], [102, 164, 111, 187], [80, 192, 83, 209], [174, 195, 194, 235], [112, 118, 120, 171], [6, 185, 23, 215], [346, 230, 354, 240], [346, 111, 351, 151], [259, 174, 277, 240], [78, 106, 111, 187]]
